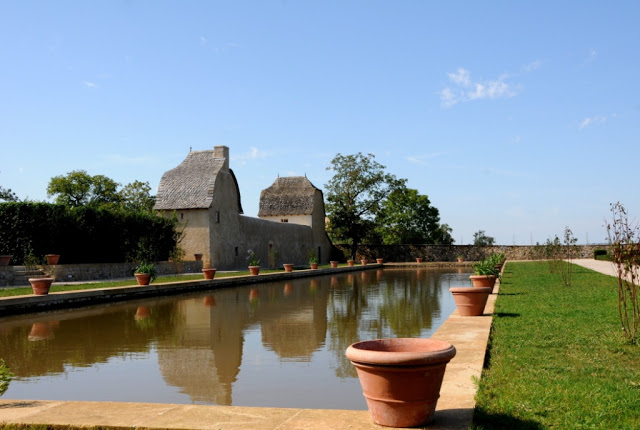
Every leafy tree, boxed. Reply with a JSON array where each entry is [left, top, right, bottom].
[[473, 230, 495, 246], [0, 186, 18, 202], [119, 180, 156, 212], [47, 170, 120, 207], [325, 153, 405, 259], [375, 187, 449, 244], [434, 223, 455, 245]]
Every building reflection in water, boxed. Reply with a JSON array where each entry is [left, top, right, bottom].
[[0, 268, 471, 408]]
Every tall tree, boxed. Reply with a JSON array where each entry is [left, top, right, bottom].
[[0, 186, 18, 202], [473, 230, 495, 246], [119, 180, 156, 213], [325, 153, 405, 259], [375, 187, 447, 244]]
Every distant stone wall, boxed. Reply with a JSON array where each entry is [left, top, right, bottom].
[[0, 261, 203, 287], [335, 244, 612, 263]]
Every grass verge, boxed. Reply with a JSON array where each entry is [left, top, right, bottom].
[[0, 264, 345, 298], [472, 261, 640, 429]]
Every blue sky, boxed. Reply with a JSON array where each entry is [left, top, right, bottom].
[[2, 1, 638, 245]]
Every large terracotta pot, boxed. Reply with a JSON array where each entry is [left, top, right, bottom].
[[283, 263, 294, 272], [330, 261, 339, 268], [361, 259, 368, 266], [416, 258, 423, 263], [202, 268, 217, 279], [310, 262, 319, 270], [469, 275, 496, 288], [45, 254, 60, 265], [29, 277, 54, 295], [134, 273, 151, 286], [0, 255, 10, 266], [347, 260, 355, 267], [376, 258, 384, 264], [194, 253, 203, 261], [346, 338, 456, 428], [249, 266, 260, 276], [449, 286, 492, 316]]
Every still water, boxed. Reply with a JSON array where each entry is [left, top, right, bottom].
[[0, 268, 471, 410]]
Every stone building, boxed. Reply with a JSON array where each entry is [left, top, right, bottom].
[[154, 146, 332, 270]]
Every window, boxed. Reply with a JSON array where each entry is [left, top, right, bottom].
[[215, 211, 220, 223], [235, 247, 238, 257], [281, 218, 288, 223]]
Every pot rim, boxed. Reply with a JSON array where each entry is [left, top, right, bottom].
[[346, 338, 456, 366], [449, 286, 492, 293]]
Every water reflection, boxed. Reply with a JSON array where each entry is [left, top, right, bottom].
[[0, 268, 471, 409]]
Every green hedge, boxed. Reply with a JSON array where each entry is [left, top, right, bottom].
[[0, 202, 178, 264]]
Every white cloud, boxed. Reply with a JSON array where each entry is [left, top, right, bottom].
[[440, 68, 517, 108], [579, 115, 607, 129], [200, 36, 207, 46], [83, 81, 97, 88], [522, 60, 542, 72], [407, 152, 446, 166], [232, 147, 269, 165]]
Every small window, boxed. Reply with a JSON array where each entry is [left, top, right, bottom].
[[281, 218, 288, 223], [180, 213, 184, 220], [235, 247, 238, 257], [215, 211, 220, 223]]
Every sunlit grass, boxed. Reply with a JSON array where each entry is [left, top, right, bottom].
[[472, 261, 640, 429]]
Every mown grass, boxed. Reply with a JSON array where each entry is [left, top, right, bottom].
[[472, 261, 640, 429], [0, 264, 344, 298]]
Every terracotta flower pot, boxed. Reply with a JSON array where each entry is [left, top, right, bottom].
[[283, 263, 294, 272], [249, 288, 259, 301], [416, 258, 423, 263], [361, 259, 368, 266], [134, 273, 151, 286], [376, 258, 384, 264], [347, 260, 355, 267], [469, 275, 496, 288], [330, 261, 339, 268], [449, 286, 492, 316], [194, 253, 203, 261], [249, 266, 260, 276], [346, 338, 456, 428], [457, 257, 464, 263], [202, 268, 217, 279], [310, 262, 319, 270], [0, 255, 10, 266], [134, 306, 151, 320], [45, 254, 60, 265], [28, 322, 55, 341], [29, 277, 54, 295], [283, 283, 293, 296]]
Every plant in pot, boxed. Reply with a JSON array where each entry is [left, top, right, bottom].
[[488, 252, 506, 271], [202, 267, 217, 279], [24, 252, 54, 295], [456, 255, 464, 263], [308, 249, 319, 270], [330, 260, 339, 268], [376, 258, 384, 264], [0, 255, 11, 266], [247, 249, 260, 275], [470, 259, 498, 288], [134, 262, 157, 286], [346, 338, 457, 427], [283, 263, 294, 272]]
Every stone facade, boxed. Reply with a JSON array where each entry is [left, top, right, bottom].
[[155, 146, 332, 270]]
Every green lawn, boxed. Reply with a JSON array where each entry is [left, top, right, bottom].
[[0, 264, 343, 298], [473, 261, 640, 429]]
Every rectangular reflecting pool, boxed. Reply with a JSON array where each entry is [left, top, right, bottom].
[[0, 268, 472, 410]]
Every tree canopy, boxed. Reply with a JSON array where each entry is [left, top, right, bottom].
[[0, 186, 18, 202], [46, 170, 155, 212], [325, 153, 405, 259], [473, 230, 495, 246]]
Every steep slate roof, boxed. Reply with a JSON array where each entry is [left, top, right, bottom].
[[258, 176, 318, 217], [155, 150, 243, 212]]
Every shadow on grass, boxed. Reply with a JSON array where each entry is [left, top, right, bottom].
[[472, 409, 545, 430], [497, 292, 525, 296], [494, 312, 520, 318]]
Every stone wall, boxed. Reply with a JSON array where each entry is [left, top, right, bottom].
[[0, 261, 203, 287], [335, 244, 612, 263]]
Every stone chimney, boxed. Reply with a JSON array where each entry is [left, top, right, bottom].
[[214, 145, 229, 170]]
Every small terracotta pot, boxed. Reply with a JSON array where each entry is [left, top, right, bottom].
[[346, 338, 456, 428], [283, 263, 294, 272], [330, 261, 339, 268], [450, 286, 492, 316], [310, 262, 319, 270], [134, 273, 151, 286], [469, 275, 496, 288], [376, 258, 384, 264], [361, 259, 368, 266], [0, 255, 10, 266], [29, 277, 54, 295], [202, 268, 217, 279], [249, 266, 260, 276], [194, 253, 203, 261], [45, 254, 60, 265], [416, 258, 423, 263], [347, 260, 355, 267], [457, 257, 464, 263]]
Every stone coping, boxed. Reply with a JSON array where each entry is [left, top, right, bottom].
[[0, 265, 496, 429]]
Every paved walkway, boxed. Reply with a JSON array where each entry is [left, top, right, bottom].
[[0, 268, 499, 430], [572, 258, 618, 278]]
